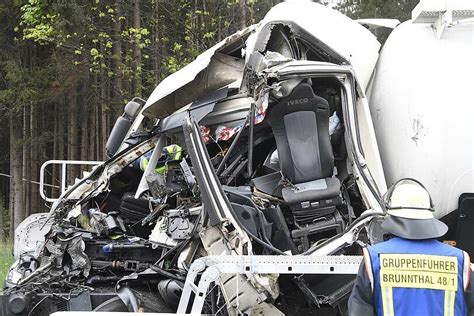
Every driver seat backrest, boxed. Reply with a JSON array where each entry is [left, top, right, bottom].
[[268, 83, 334, 184]]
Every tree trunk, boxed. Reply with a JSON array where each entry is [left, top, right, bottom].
[[153, 0, 160, 85], [217, 5, 222, 41], [57, 96, 66, 198], [8, 172, 14, 238], [79, 82, 89, 163], [122, 15, 131, 100], [30, 103, 39, 214], [99, 49, 108, 161], [95, 80, 101, 161], [113, 0, 123, 114], [10, 112, 24, 231], [22, 106, 31, 217], [51, 103, 59, 199], [90, 102, 97, 161], [239, 0, 247, 29], [132, 0, 142, 96], [42, 103, 52, 203], [68, 86, 79, 183], [88, 74, 97, 161], [193, 0, 199, 55], [0, 191, 4, 240]]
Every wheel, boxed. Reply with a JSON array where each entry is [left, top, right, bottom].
[[93, 297, 128, 312], [93, 289, 173, 312], [134, 289, 173, 313]]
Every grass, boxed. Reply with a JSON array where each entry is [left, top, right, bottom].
[[0, 240, 14, 289]]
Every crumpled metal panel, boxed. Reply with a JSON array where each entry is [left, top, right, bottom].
[[144, 54, 244, 119], [245, 1, 380, 90], [67, 236, 91, 277], [142, 25, 257, 119], [13, 213, 53, 259]]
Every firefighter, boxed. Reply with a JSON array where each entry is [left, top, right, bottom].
[[348, 178, 474, 315]]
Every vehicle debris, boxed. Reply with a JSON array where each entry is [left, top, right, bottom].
[[1, 2, 390, 315]]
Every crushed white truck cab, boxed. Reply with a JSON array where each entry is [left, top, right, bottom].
[[4, 1, 445, 315]]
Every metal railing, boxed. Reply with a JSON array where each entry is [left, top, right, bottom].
[[39, 160, 103, 203]]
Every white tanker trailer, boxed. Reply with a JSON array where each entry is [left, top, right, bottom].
[[368, 0, 474, 251]]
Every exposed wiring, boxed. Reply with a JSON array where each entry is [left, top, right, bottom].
[[150, 265, 185, 282], [208, 133, 225, 158], [28, 296, 51, 316]]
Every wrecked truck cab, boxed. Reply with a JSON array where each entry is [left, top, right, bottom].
[[2, 2, 390, 315], [1, 79, 386, 315]]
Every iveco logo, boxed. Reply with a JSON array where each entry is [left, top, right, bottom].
[[287, 98, 308, 106]]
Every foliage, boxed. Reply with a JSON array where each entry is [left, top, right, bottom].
[[0, 0, 280, 237], [336, 0, 419, 21], [0, 240, 13, 288], [0, 60, 56, 114], [14, 0, 275, 94]]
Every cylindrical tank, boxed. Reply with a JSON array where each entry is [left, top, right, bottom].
[[368, 19, 474, 218]]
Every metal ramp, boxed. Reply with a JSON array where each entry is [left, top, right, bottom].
[[177, 255, 362, 314]]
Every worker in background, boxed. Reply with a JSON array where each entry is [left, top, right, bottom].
[[349, 178, 474, 315], [132, 144, 182, 174]]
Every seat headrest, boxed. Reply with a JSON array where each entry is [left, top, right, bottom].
[[283, 83, 317, 107], [269, 82, 326, 114]]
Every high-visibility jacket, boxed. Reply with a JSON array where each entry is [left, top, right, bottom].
[[138, 144, 182, 173], [364, 237, 471, 316]]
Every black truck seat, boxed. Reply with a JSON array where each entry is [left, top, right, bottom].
[[255, 82, 343, 235]]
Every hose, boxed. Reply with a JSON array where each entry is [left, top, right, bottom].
[[150, 265, 186, 282]]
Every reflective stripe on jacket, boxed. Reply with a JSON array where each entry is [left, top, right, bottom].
[[365, 237, 470, 316], [139, 144, 182, 173]]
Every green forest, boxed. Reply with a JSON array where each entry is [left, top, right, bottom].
[[0, 0, 417, 240]]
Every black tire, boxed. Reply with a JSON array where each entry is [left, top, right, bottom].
[[134, 289, 173, 313], [93, 291, 173, 313], [93, 297, 128, 312]]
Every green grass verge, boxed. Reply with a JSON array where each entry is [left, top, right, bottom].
[[0, 240, 14, 289]]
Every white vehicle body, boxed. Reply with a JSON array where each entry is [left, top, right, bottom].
[[246, 1, 380, 91], [368, 0, 474, 218]]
